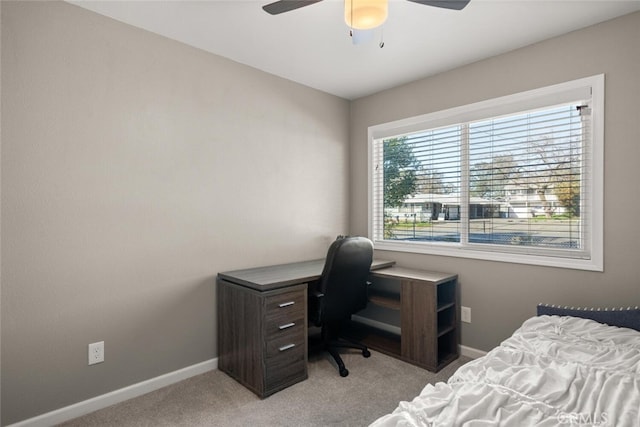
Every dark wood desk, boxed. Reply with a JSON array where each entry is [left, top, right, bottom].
[[217, 259, 458, 398]]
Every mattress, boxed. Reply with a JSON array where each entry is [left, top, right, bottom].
[[370, 315, 640, 426]]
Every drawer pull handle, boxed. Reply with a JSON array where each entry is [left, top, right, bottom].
[[279, 322, 295, 330], [279, 343, 296, 352], [279, 301, 295, 308]]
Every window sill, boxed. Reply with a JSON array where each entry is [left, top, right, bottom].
[[374, 240, 603, 272]]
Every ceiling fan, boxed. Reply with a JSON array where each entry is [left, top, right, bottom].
[[263, 1, 471, 28]]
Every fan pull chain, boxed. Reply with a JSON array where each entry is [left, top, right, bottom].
[[350, 0, 354, 37]]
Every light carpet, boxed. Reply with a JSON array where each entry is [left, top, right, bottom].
[[59, 351, 470, 426]]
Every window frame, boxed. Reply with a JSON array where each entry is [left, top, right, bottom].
[[368, 75, 604, 271]]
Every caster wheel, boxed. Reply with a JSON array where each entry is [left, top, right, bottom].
[[340, 368, 349, 377], [363, 349, 371, 358]]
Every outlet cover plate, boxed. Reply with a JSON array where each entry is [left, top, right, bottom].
[[461, 306, 471, 323], [88, 341, 104, 365]]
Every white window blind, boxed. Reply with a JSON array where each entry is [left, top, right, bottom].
[[369, 75, 603, 271]]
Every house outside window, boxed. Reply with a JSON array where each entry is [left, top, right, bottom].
[[369, 75, 604, 271]]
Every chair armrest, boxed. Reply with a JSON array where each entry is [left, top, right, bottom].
[[308, 290, 324, 326], [309, 290, 325, 299]]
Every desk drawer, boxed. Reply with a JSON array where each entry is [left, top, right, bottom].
[[266, 326, 306, 359], [265, 311, 305, 338], [265, 289, 305, 320], [265, 344, 306, 395]]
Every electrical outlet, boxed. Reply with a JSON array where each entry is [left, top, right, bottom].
[[88, 341, 104, 365], [461, 306, 471, 323]]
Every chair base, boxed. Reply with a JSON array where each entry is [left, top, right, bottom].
[[311, 324, 371, 377]]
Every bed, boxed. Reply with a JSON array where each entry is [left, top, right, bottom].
[[371, 305, 640, 426]]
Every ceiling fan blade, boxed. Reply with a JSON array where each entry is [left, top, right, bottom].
[[262, 0, 324, 15], [406, 0, 470, 11]]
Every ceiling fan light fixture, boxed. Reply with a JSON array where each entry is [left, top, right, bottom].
[[344, 0, 388, 30]]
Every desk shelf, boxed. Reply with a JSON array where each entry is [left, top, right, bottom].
[[349, 268, 459, 372], [368, 292, 401, 311], [345, 321, 401, 357], [437, 305, 456, 336]]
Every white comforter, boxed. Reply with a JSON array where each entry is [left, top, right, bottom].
[[371, 315, 640, 426]]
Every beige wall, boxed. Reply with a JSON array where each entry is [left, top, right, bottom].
[[0, 1, 350, 424], [350, 11, 640, 352]]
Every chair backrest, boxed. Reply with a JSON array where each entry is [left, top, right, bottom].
[[318, 236, 374, 323]]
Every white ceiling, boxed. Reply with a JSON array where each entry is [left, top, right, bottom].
[[69, 0, 640, 100]]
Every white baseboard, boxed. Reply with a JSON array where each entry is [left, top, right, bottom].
[[8, 358, 217, 427], [459, 345, 488, 359]]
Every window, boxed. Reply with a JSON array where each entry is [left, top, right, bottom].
[[369, 75, 603, 271]]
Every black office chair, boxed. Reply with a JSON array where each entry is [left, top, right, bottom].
[[308, 236, 374, 377]]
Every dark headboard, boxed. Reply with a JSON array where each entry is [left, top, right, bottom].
[[537, 304, 640, 332]]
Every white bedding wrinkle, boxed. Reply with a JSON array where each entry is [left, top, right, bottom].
[[370, 315, 640, 426]]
